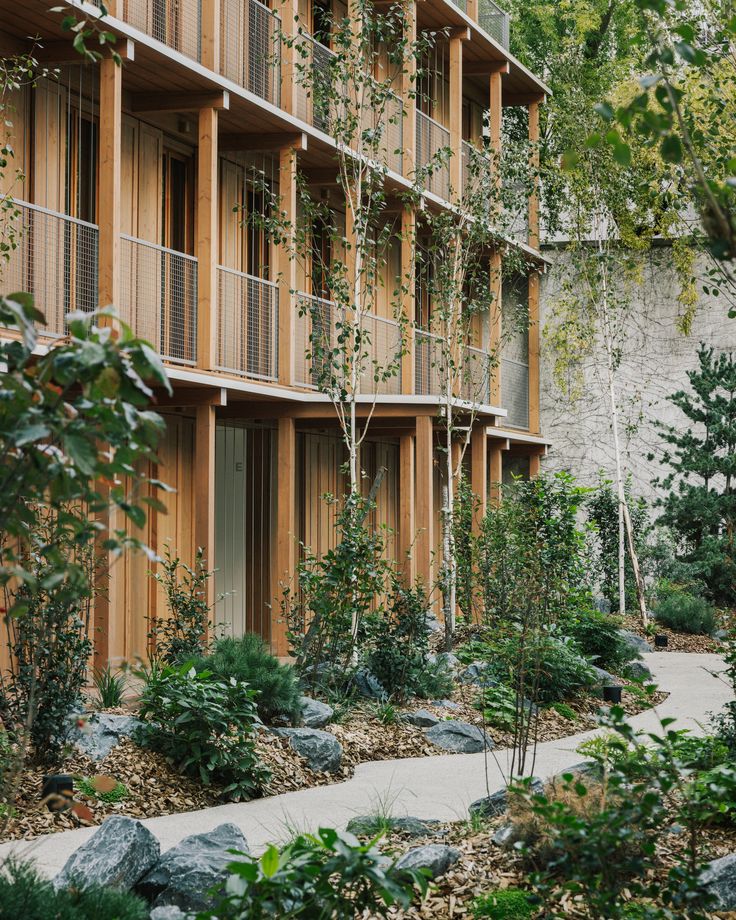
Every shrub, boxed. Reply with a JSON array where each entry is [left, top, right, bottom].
[[472, 888, 535, 919], [190, 634, 302, 725], [136, 663, 269, 801], [201, 827, 427, 919], [564, 609, 638, 672], [0, 860, 148, 920], [495, 634, 595, 704], [476, 683, 518, 730], [366, 581, 453, 701], [653, 584, 717, 635], [92, 666, 127, 709], [76, 776, 128, 804]]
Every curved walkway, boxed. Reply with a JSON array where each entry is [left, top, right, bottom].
[[1, 651, 731, 875]]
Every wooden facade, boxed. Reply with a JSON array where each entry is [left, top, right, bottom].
[[0, 0, 550, 659]]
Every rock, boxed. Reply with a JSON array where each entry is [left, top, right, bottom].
[[352, 670, 386, 700], [431, 699, 459, 709], [701, 853, 736, 910], [272, 727, 343, 772], [396, 844, 460, 879], [429, 652, 461, 672], [618, 629, 653, 655], [492, 824, 516, 847], [71, 713, 143, 761], [400, 709, 440, 728], [424, 612, 443, 634], [469, 778, 544, 819], [299, 696, 334, 728], [594, 596, 611, 615], [137, 823, 247, 911], [458, 662, 497, 687], [150, 908, 188, 920], [551, 761, 599, 784], [54, 816, 160, 891], [713, 629, 728, 642], [626, 660, 653, 681], [591, 665, 622, 687], [425, 720, 494, 753], [346, 815, 437, 838]]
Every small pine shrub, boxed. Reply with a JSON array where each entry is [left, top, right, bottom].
[[653, 586, 717, 635], [472, 888, 535, 919], [0, 860, 149, 920], [190, 634, 302, 725]]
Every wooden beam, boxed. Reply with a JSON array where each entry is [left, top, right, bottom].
[[443, 26, 472, 41], [93, 477, 112, 669], [194, 405, 217, 615], [31, 38, 135, 63], [464, 60, 508, 76], [98, 58, 122, 315], [220, 132, 308, 152], [153, 387, 227, 408], [131, 91, 229, 113], [470, 423, 487, 533], [197, 106, 219, 370], [503, 91, 546, 107], [528, 99, 540, 250], [277, 0, 299, 115], [402, 0, 417, 176], [449, 35, 463, 201], [529, 451, 541, 478], [273, 417, 296, 656], [201, 0, 220, 72], [304, 168, 342, 185], [218, 401, 442, 420], [401, 206, 416, 395], [489, 444, 503, 505], [399, 433, 416, 584], [415, 415, 434, 593], [278, 145, 297, 387]]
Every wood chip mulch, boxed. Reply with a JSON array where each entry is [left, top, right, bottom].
[[620, 614, 723, 653]]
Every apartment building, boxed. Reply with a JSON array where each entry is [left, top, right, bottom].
[[0, 0, 550, 664]]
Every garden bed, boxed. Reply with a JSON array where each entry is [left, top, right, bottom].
[[620, 614, 723, 654]]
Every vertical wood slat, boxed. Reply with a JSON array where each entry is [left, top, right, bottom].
[[449, 36, 463, 201], [201, 0, 221, 72], [399, 432, 415, 583], [470, 424, 487, 532], [195, 405, 217, 618], [278, 145, 297, 386], [273, 417, 296, 656], [197, 106, 219, 370], [489, 443, 503, 505], [415, 415, 434, 593]]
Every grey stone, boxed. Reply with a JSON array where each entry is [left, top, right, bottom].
[[346, 815, 437, 838], [137, 823, 247, 911], [71, 712, 143, 761], [431, 699, 459, 709], [618, 629, 653, 655], [273, 727, 343, 772], [714, 629, 728, 641], [400, 708, 440, 728], [594, 596, 612, 615], [352, 670, 386, 700], [299, 696, 334, 728], [551, 761, 599, 784], [429, 652, 461, 672], [424, 613, 443, 634], [54, 816, 160, 891], [591, 665, 622, 687], [425, 719, 494, 753], [150, 908, 189, 920], [458, 662, 497, 686], [396, 844, 461, 879], [469, 778, 544, 819], [492, 824, 516, 847], [701, 853, 736, 910], [626, 660, 653, 681]]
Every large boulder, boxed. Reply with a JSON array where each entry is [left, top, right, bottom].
[[352, 670, 386, 700], [701, 853, 736, 910], [425, 720, 494, 753], [400, 709, 440, 728], [71, 713, 143, 761], [299, 696, 334, 729], [458, 662, 497, 687], [469, 778, 544, 819], [346, 815, 437, 838], [429, 652, 461, 672], [626, 660, 653, 682], [137, 823, 248, 911], [54, 816, 160, 891], [618, 629, 653, 655], [149, 908, 189, 920], [591, 665, 622, 687], [273, 727, 343, 772], [396, 844, 460, 879]]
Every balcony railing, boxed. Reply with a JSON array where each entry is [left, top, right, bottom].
[[462, 345, 492, 405], [0, 199, 98, 337], [362, 87, 404, 175], [461, 140, 494, 211], [295, 32, 337, 133], [504, 181, 529, 244], [478, 0, 510, 49], [414, 328, 443, 396], [220, 0, 281, 106], [216, 266, 278, 381], [114, 0, 202, 61], [120, 235, 198, 365], [502, 356, 529, 428], [294, 293, 403, 394], [416, 111, 451, 201]]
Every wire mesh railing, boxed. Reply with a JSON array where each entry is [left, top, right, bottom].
[[504, 180, 529, 244], [414, 327, 443, 396], [361, 86, 404, 175], [461, 140, 495, 211], [295, 32, 338, 132], [220, 0, 281, 106], [216, 266, 279, 381], [462, 345, 492, 405], [416, 110, 451, 201], [478, 0, 511, 48], [359, 312, 403, 395], [294, 291, 335, 388], [0, 199, 98, 338], [120, 235, 198, 365], [501, 356, 529, 428], [114, 0, 202, 61]]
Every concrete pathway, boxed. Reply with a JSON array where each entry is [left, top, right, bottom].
[[1, 651, 731, 876]]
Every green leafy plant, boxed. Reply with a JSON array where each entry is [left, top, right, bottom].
[[495, 633, 595, 704], [0, 859, 149, 920], [76, 776, 128, 804], [472, 888, 536, 919], [476, 683, 518, 731], [136, 663, 268, 801], [550, 702, 577, 722], [189, 634, 302, 725], [652, 584, 717, 636], [200, 827, 428, 920], [92, 666, 127, 709], [148, 544, 219, 665], [371, 701, 398, 725], [564, 608, 637, 673]]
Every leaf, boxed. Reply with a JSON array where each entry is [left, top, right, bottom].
[[660, 133, 683, 163], [63, 433, 98, 476], [260, 845, 280, 878]]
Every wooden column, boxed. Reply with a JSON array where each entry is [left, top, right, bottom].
[[401, 1, 417, 177], [415, 415, 434, 591], [488, 70, 504, 403], [398, 433, 416, 583], [470, 425, 487, 533], [195, 405, 217, 613], [93, 479, 112, 670], [489, 443, 503, 505], [273, 417, 297, 656], [197, 106, 218, 370], [467, 0, 478, 18], [98, 58, 122, 312], [449, 35, 464, 201], [401, 206, 416, 394], [529, 450, 541, 478], [279, 0, 300, 116], [278, 145, 297, 387], [528, 270, 540, 432], [528, 100, 540, 250], [201, 0, 221, 72]]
